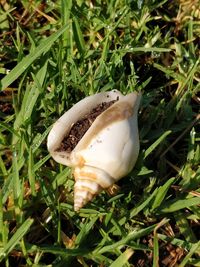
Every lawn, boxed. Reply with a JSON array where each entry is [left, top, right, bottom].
[[0, 0, 200, 266]]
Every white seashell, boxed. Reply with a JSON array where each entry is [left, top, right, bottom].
[[47, 90, 141, 211]]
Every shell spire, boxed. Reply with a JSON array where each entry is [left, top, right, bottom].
[[47, 90, 141, 211], [73, 166, 116, 211]]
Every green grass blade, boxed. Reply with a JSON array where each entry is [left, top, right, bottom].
[[0, 218, 34, 261], [187, 259, 200, 266], [13, 61, 48, 132], [144, 130, 172, 159], [72, 16, 85, 56], [12, 150, 21, 200], [31, 126, 51, 153], [26, 244, 89, 256], [153, 233, 159, 267], [158, 233, 193, 251], [159, 197, 200, 213], [151, 177, 175, 211], [130, 188, 158, 218], [2, 173, 13, 204], [110, 248, 134, 267], [0, 24, 69, 90], [28, 147, 35, 197], [61, 0, 72, 53], [95, 224, 156, 254], [0, 190, 3, 243], [75, 216, 98, 246], [175, 211, 197, 243], [152, 219, 169, 267], [179, 241, 200, 267], [0, 155, 7, 176], [0, 122, 20, 137]]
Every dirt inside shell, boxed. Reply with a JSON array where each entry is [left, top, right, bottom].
[[56, 98, 119, 153]]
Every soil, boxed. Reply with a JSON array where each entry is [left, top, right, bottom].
[[57, 98, 119, 152]]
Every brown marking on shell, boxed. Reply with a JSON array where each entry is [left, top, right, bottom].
[[74, 170, 98, 182], [75, 184, 101, 195], [77, 101, 133, 150], [77, 155, 86, 168], [74, 168, 116, 189]]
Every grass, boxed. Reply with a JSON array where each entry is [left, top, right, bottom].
[[0, 0, 200, 266]]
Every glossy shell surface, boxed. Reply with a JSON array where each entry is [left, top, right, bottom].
[[47, 90, 141, 211]]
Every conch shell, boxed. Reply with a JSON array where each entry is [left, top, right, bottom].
[[47, 90, 141, 211]]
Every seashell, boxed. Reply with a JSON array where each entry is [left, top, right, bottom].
[[47, 90, 141, 211]]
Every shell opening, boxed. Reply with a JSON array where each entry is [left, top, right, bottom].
[[56, 98, 119, 153]]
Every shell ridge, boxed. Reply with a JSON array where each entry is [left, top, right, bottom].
[[74, 165, 116, 188], [73, 165, 116, 211]]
